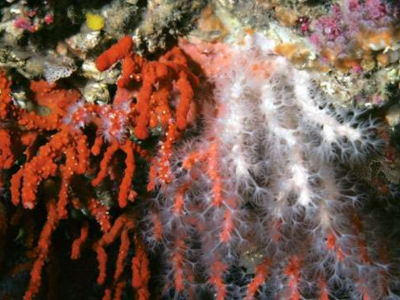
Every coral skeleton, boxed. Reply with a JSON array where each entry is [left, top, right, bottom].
[[149, 33, 396, 299]]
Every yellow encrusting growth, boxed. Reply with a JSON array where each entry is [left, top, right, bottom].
[[86, 13, 105, 31]]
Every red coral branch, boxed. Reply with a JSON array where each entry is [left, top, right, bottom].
[[95, 35, 134, 72], [71, 221, 89, 260], [0, 70, 12, 119], [24, 198, 59, 300], [118, 140, 136, 207], [209, 260, 228, 300], [91, 141, 120, 187], [245, 260, 270, 300], [88, 198, 111, 233], [132, 235, 150, 300], [0, 129, 14, 171]]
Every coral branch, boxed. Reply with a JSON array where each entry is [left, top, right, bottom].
[[132, 235, 150, 300], [24, 198, 59, 300], [71, 222, 89, 260], [95, 36, 134, 72], [118, 140, 136, 208], [209, 260, 227, 300], [0, 70, 12, 119], [245, 260, 270, 300]]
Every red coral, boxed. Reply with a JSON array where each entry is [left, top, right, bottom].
[[95, 35, 134, 72], [94, 36, 198, 141], [18, 81, 81, 131], [0, 70, 12, 119], [24, 198, 59, 300], [0, 33, 198, 299], [94, 213, 147, 300], [209, 260, 228, 300], [132, 236, 150, 300], [117, 53, 144, 88], [88, 198, 112, 233], [0, 72, 15, 189], [284, 257, 302, 300], [0, 129, 14, 172], [71, 222, 89, 260], [118, 140, 136, 207], [245, 260, 270, 300]]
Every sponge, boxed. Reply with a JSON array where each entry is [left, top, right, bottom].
[[86, 13, 105, 31]]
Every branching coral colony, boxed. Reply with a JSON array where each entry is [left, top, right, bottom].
[[149, 33, 398, 300], [0, 27, 398, 300], [0, 35, 198, 300]]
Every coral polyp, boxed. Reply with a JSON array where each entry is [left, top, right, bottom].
[[0, 0, 399, 299], [151, 33, 394, 299]]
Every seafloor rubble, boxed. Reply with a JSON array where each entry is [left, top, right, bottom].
[[0, 1, 400, 300]]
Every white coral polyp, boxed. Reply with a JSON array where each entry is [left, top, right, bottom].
[[151, 33, 395, 300]]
